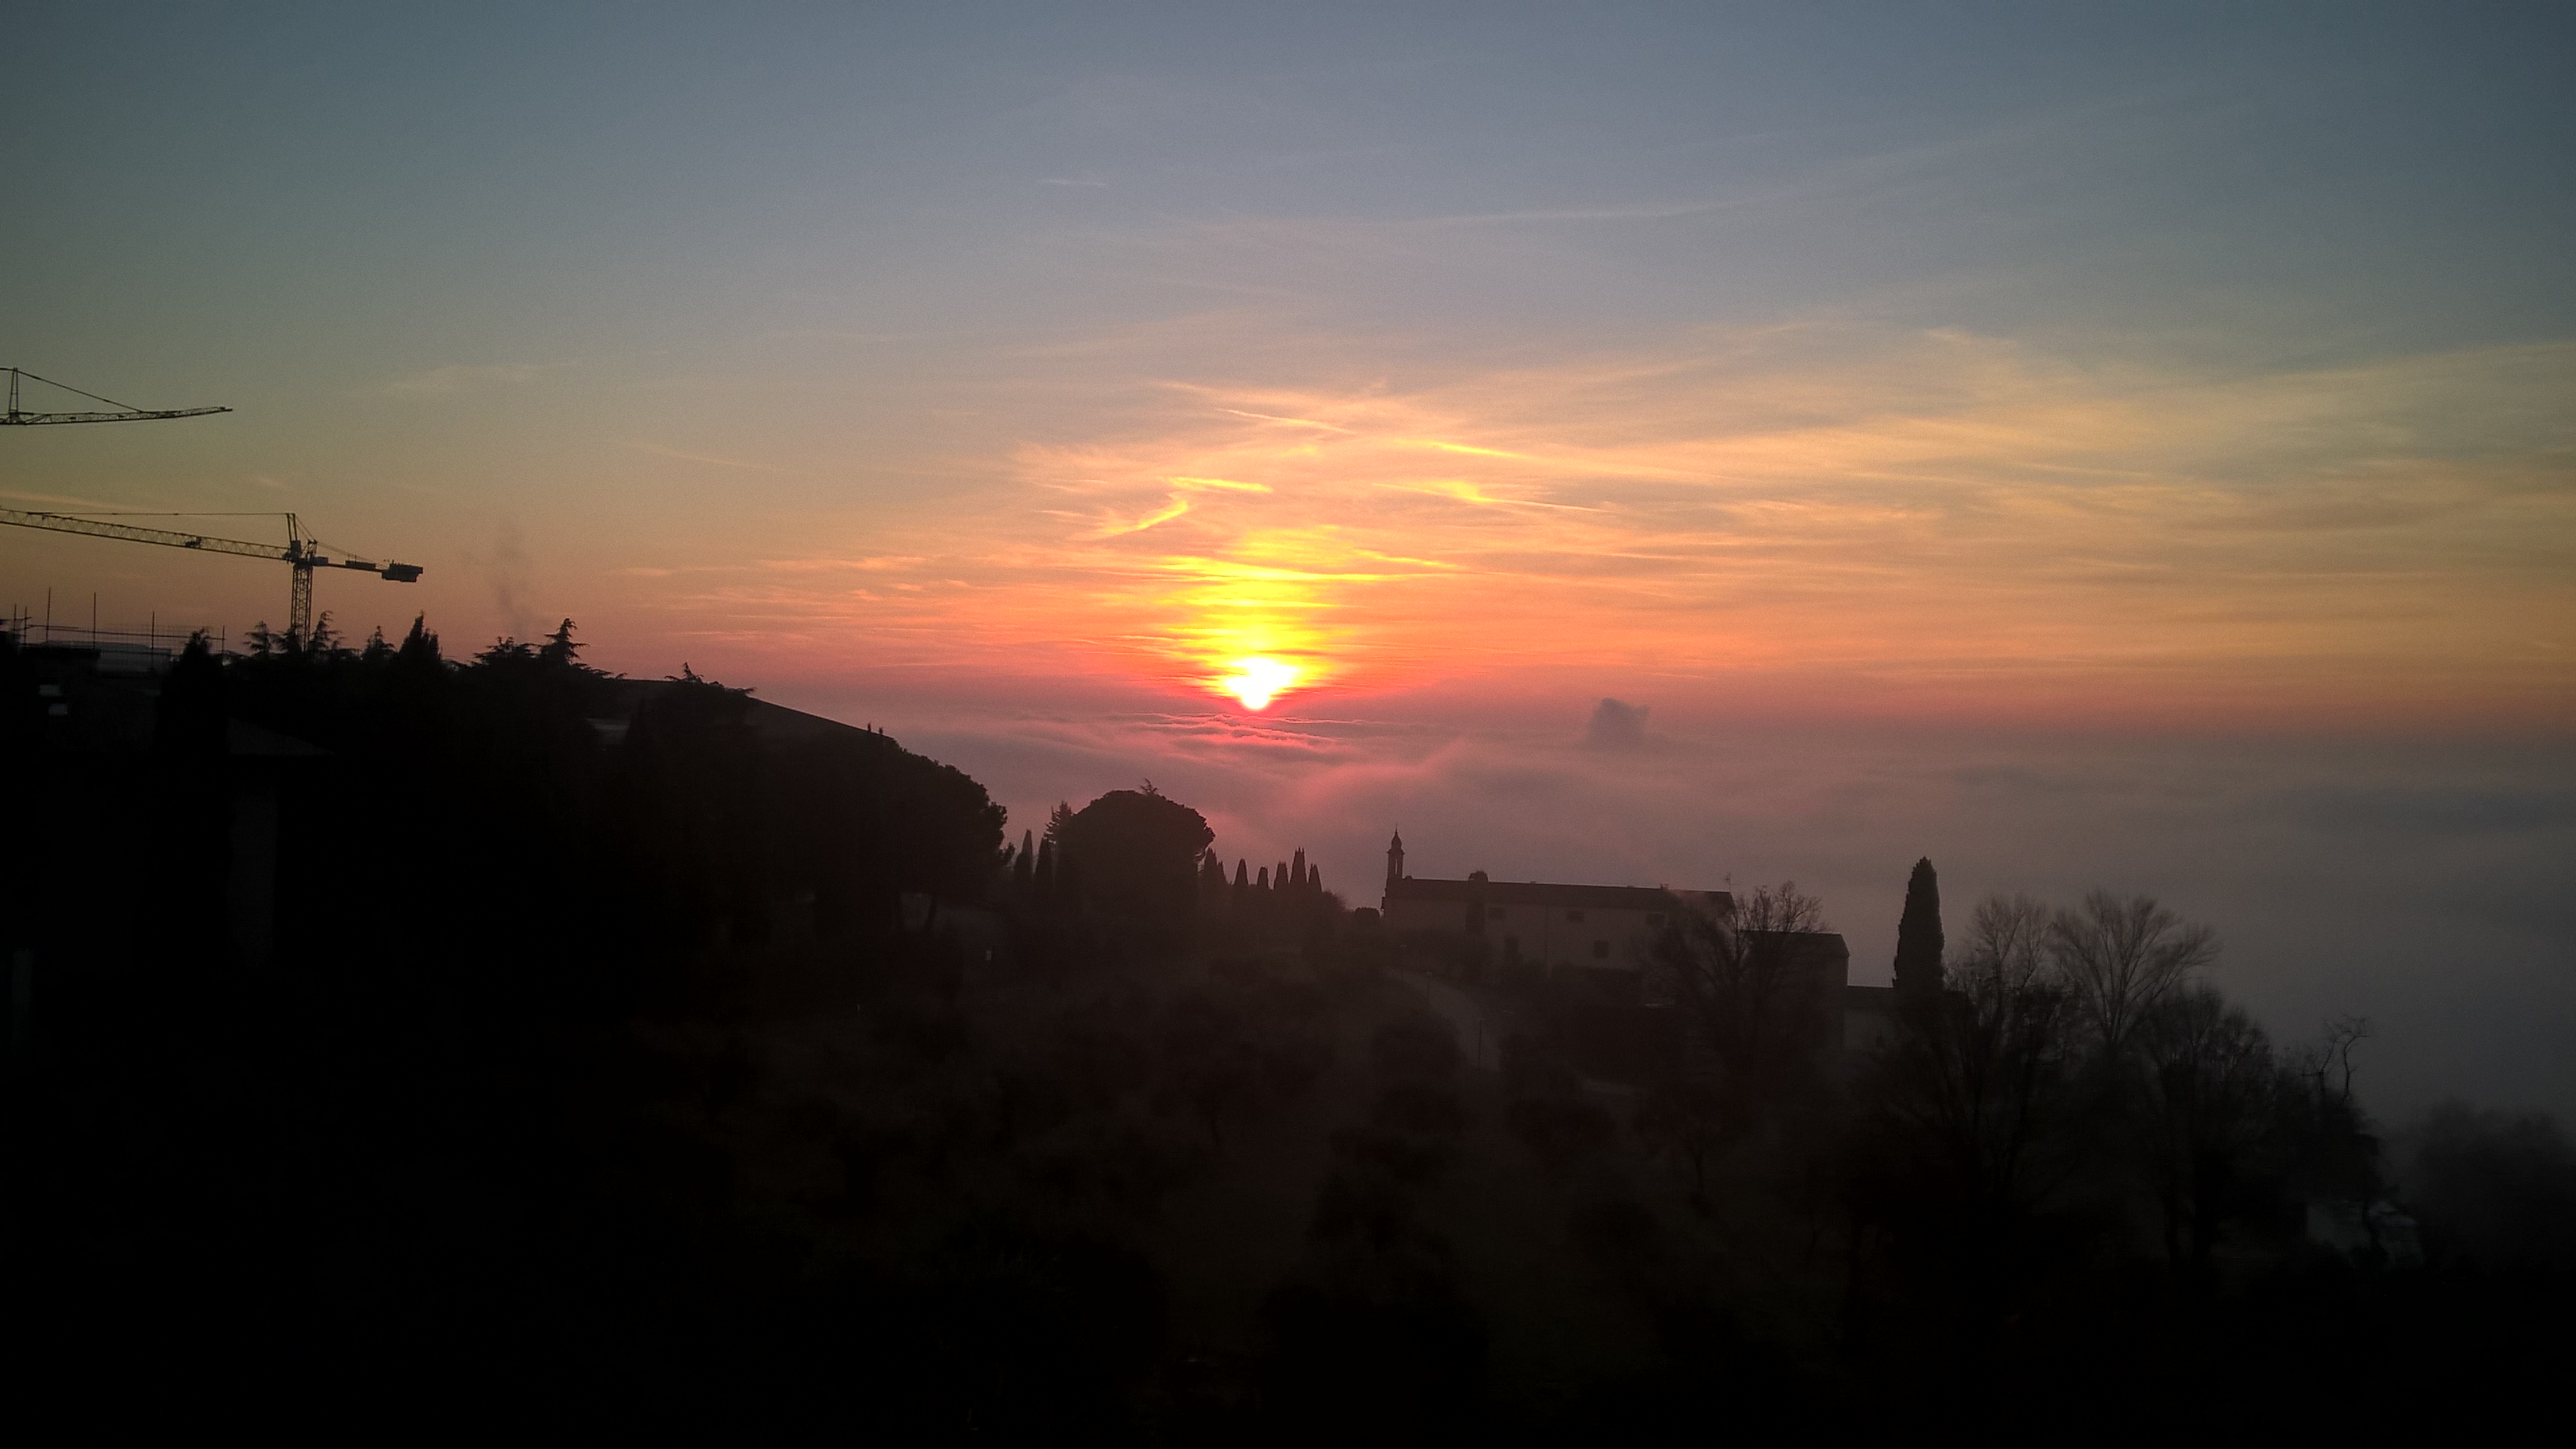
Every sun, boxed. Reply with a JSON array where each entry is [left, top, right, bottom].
[[1218, 657, 1301, 710]]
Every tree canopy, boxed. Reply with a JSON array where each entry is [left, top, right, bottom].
[[1059, 786, 1215, 918]]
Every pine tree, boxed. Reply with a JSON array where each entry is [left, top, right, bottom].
[[1892, 856, 1945, 998], [538, 618, 589, 672], [396, 614, 442, 667]]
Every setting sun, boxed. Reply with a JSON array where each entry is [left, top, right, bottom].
[[1218, 657, 1301, 710]]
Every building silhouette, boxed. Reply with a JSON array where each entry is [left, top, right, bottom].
[[1379, 830, 1887, 1059]]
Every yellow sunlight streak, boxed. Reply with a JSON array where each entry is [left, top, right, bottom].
[[686, 330, 2573, 725]]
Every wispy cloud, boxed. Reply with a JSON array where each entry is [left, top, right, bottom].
[[634, 324, 2575, 725], [625, 441, 796, 474], [382, 362, 557, 397]]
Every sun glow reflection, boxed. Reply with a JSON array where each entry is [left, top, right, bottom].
[[1218, 657, 1301, 710]]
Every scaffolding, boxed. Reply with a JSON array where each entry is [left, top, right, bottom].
[[4, 608, 227, 672]]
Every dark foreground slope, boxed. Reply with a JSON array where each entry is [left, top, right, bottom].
[[4, 625, 2569, 1437]]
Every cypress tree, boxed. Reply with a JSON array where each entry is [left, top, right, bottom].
[[1291, 849, 1307, 893], [1013, 829, 1035, 894], [1892, 856, 1945, 998], [1256, 866, 1270, 892]]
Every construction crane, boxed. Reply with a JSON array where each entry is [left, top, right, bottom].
[[0, 510, 421, 640], [2, 368, 411, 638], [4, 367, 231, 425]]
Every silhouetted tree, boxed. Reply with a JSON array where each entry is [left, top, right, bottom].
[[1892, 857, 1945, 1002], [2050, 891, 2218, 1055], [616, 666, 768, 943], [1651, 882, 1836, 1127], [152, 633, 227, 757], [537, 617, 590, 672], [2277, 1016, 2379, 1205], [1155, 982, 1328, 1155], [1870, 894, 2080, 1220], [1059, 787, 1214, 919], [2133, 985, 2277, 1273]]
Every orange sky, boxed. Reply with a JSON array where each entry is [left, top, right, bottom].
[[600, 326, 2574, 730], [6, 9, 2573, 1116]]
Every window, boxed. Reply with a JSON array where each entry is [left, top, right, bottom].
[[1592, 940, 1610, 959], [1566, 909, 1586, 922]]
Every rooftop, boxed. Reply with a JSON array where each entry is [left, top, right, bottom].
[[1384, 875, 1731, 914]]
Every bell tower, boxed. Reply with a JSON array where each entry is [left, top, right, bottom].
[[1385, 829, 1405, 885]]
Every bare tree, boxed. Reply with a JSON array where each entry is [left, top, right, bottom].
[[2288, 1014, 2370, 1111], [2133, 985, 2277, 1271], [1874, 894, 2080, 1214], [1652, 881, 1835, 1125], [2047, 891, 2218, 1056], [2279, 1014, 2379, 1205]]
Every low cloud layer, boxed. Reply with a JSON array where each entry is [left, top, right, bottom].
[[832, 694, 2576, 1126]]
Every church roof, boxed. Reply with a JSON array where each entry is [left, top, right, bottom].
[[1384, 877, 1730, 914]]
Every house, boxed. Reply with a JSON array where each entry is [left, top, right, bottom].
[[1379, 830, 1881, 1068], [1379, 830, 1727, 991]]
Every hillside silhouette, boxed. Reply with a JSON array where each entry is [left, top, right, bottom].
[[3, 620, 2567, 1434]]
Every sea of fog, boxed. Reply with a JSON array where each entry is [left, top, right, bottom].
[[778, 686, 2575, 1128]]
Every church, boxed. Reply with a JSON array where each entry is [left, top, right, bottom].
[[1377, 831, 1884, 1056], [1377, 830, 1746, 986]]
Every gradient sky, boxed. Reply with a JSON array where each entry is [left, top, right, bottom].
[[7, 5, 2571, 1116]]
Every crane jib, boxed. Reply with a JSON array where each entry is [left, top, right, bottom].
[[0, 507, 421, 641], [3, 368, 229, 425]]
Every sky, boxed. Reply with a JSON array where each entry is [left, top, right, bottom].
[[5, 5, 2571, 1118]]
